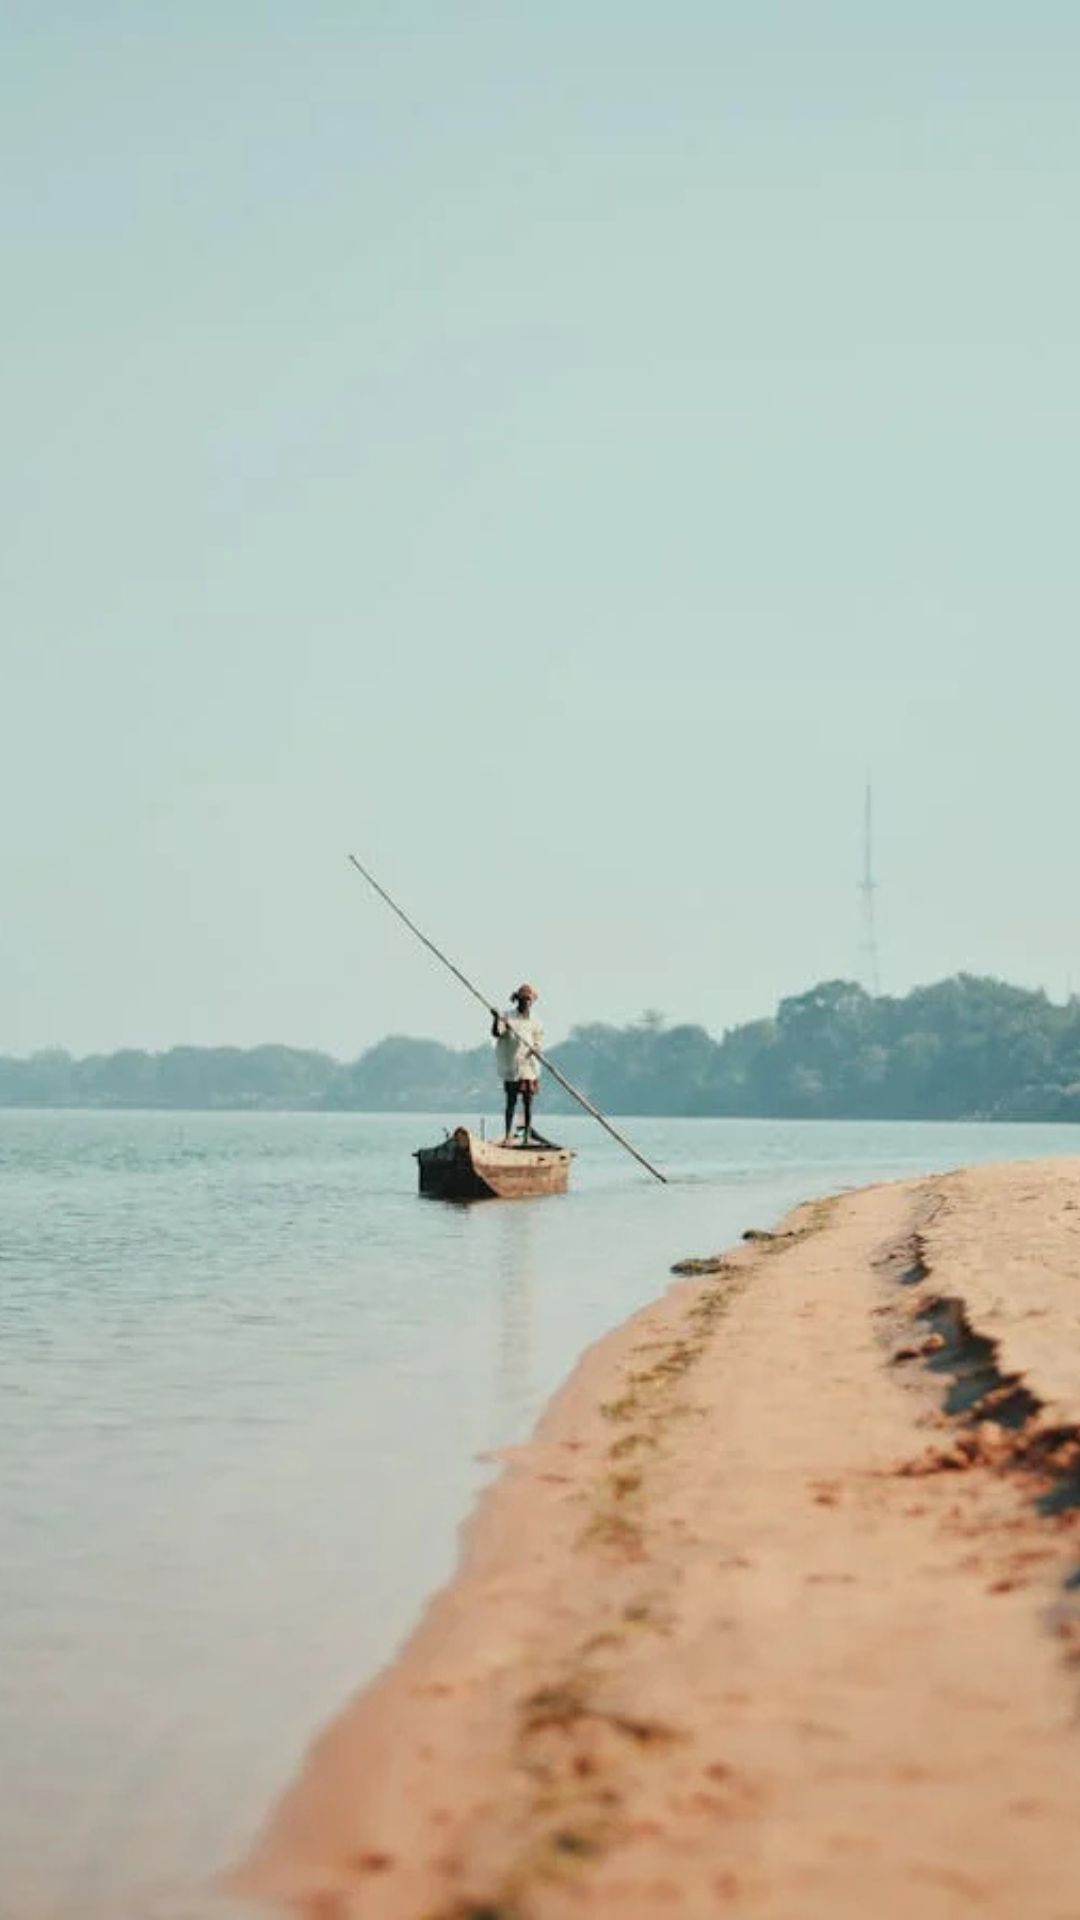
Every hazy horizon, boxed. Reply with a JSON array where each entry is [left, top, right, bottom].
[[6, 5, 1080, 1058], [2, 964, 1075, 1066]]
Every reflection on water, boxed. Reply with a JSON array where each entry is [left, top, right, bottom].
[[493, 1205, 536, 1448], [1, 1108, 1078, 1919]]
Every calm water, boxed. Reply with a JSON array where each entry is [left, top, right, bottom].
[[2, 1108, 1078, 1920]]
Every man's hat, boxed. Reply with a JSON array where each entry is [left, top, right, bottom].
[[513, 983, 538, 1002]]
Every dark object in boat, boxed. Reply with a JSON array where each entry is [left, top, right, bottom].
[[415, 1126, 573, 1201]]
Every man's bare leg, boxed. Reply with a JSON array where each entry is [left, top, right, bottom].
[[503, 1085, 518, 1144]]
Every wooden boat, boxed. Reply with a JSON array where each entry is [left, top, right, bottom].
[[415, 1126, 573, 1201]]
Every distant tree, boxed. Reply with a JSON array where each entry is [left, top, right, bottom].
[[0, 1049, 77, 1105], [79, 1049, 158, 1106], [2, 974, 1079, 1120], [325, 1037, 490, 1111]]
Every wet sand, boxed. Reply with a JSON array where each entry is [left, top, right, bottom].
[[235, 1159, 1080, 1919]]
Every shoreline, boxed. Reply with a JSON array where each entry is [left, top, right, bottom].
[[234, 1157, 1080, 1919]]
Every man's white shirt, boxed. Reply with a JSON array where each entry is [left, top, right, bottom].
[[494, 1010, 544, 1083]]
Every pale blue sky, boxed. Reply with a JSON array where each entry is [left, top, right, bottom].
[[4, 3, 1079, 1056]]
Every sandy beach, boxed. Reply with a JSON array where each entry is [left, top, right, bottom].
[[235, 1158, 1080, 1919]]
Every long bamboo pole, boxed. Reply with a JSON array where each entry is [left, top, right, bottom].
[[347, 853, 667, 1184]]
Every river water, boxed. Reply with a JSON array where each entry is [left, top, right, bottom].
[[2, 1108, 1078, 1919]]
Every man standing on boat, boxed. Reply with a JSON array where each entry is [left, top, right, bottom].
[[491, 984, 543, 1145]]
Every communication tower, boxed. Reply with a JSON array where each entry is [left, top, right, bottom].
[[859, 782, 881, 996]]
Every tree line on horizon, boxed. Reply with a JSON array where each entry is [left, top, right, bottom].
[[3, 975, 1080, 1123]]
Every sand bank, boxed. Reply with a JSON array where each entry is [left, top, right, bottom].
[[234, 1159, 1080, 1919]]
